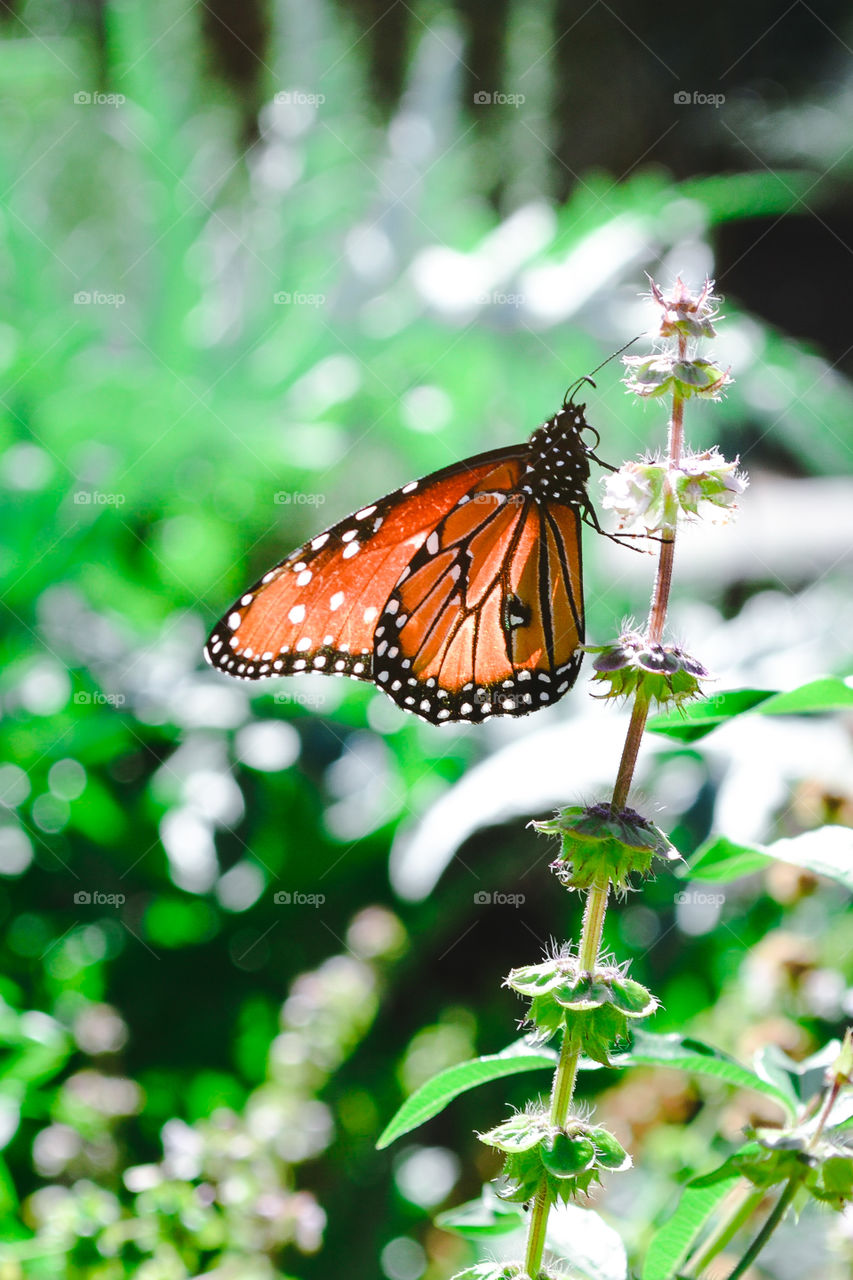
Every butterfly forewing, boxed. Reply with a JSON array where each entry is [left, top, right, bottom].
[[204, 448, 524, 683]]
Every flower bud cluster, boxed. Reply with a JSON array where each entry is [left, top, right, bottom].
[[505, 950, 658, 1063], [479, 1106, 631, 1204], [588, 632, 709, 707], [602, 449, 747, 534], [534, 803, 680, 893]]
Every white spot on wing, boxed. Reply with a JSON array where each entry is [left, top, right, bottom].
[[288, 604, 306, 624], [311, 533, 329, 550], [330, 592, 344, 611], [356, 504, 377, 519], [228, 612, 241, 630], [342, 542, 359, 559]]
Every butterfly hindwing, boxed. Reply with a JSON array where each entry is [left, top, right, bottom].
[[372, 460, 586, 723]]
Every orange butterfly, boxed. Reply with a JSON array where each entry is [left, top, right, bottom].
[[206, 392, 610, 724]]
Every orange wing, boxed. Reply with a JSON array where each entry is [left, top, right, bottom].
[[373, 470, 585, 722], [204, 447, 525, 684]]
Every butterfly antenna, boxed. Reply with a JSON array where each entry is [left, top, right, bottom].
[[563, 334, 644, 406]]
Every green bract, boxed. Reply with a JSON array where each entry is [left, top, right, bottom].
[[588, 632, 709, 708], [505, 952, 657, 1061], [479, 1110, 631, 1206], [737, 1126, 853, 1209], [534, 803, 680, 892], [622, 354, 730, 400]]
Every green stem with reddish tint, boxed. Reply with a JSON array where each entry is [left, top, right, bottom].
[[522, 340, 687, 1280]]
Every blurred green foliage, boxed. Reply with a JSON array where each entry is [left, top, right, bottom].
[[1, 1, 852, 1278]]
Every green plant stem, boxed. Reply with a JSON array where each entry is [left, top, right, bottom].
[[523, 1183, 550, 1280], [523, 876, 611, 1276], [726, 1175, 801, 1280], [523, 330, 690, 1279], [683, 1180, 765, 1278], [611, 689, 650, 811]]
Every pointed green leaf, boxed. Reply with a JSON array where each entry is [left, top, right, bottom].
[[376, 1042, 557, 1149], [757, 677, 853, 716], [755, 1040, 842, 1106], [610, 1032, 796, 1118], [648, 678, 853, 742], [687, 827, 853, 892], [546, 1203, 628, 1280], [435, 1188, 525, 1239], [642, 1173, 741, 1280], [647, 688, 774, 740]]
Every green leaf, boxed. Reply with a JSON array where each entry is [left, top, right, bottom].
[[755, 1041, 842, 1107], [435, 1187, 525, 1240], [647, 677, 853, 742], [679, 836, 770, 883], [546, 1203, 628, 1280], [757, 676, 853, 716], [751, 1045, 801, 1112], [687, 826, 853, 892], [689, 1144, 764, 1189], [646, 689, 774, 740], [642, 1174, 741, 1280], [376, 1041, 557, 1149], [609, 1031, 796, 1118]]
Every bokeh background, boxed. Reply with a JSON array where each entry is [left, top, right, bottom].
[[2, 2, 853, 1278]]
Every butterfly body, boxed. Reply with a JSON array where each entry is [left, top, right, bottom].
[[205, 402, 598, 724]]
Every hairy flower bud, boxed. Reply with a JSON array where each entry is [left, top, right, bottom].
[[534, 802, 680, 893], [478, 1107, 631, 1206], [505, 949, 658, 1061], [588, 631, 709, 707]]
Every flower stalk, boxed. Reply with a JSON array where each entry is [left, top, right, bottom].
[[516, 278, 734, 1279]]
